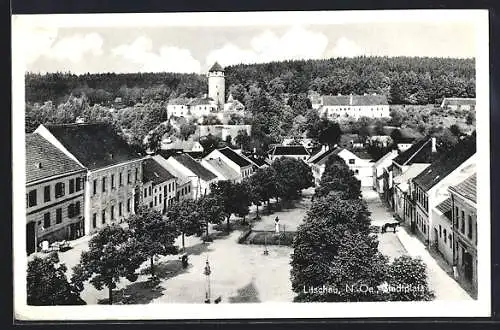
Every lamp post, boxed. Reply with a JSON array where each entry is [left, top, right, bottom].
[[204, 257, 211, 303]]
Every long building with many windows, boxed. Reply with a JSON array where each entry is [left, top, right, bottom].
[[35, 123, 144, 235]]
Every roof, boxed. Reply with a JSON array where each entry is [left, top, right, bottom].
[[152, 155, 190, 186], [142, 158, 176, 185], [322, 94, 389, 106], [204, 158, 240, 181], [26, 133, 85, 183], [441, 98, 476, 107], [168, 97, 192, 105], [271, 145, 310, 156], [393, 163, 431, 192], [350, 150, 373, 160], [44, 123, 142, 170], [449, 173, 476, 203], [311, 147, 343, 166], [218, 147, 252, 167], [172, 154, 217, 182], [246, 155, 269, 167], [393, 137, 434, 166], [162, 139, 203, 152], [189, 97, 214, 106], [209, 62, 224, 72], [413, 141, 476, 192], [435, 197, 452, 220], [374, 150, 398, 167]]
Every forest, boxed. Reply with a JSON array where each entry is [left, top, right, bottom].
[[25, 56, 476, 154], [26, 56, 475, 106]]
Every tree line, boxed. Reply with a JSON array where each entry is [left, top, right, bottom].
[[27, 157, 313, 305], [291, 154, 435, 302]]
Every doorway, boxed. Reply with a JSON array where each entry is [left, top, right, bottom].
[[463, 249, 473, 282], [26, 222, 36, 255]]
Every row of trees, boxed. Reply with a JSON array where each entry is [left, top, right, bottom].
[[27, 157, 314, 306], [291, 155, 435, 302]]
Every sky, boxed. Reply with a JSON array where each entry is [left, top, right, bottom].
[[16, 13, 478, 75]]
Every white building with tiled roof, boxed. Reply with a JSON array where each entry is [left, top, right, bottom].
[[315, 93, 390, 120], [25, 133, 87, 254], [440, 97, 476, 111]]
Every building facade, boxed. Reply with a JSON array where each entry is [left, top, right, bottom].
[[372, 149, 399, 193], [204, 147, 254, 181], [268, 145, 311, 163], [316, 94, 390, 120], [25, 134, 87, 254], [35, 123, 144, 235], [450, 173, 477, 296], [142, 157, 177, 214]]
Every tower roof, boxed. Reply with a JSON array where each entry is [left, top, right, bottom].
[[209, 62, 224, 72]]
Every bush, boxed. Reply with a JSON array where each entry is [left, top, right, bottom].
[[237, 229, 253, 244], [246, 231, 295, 246]]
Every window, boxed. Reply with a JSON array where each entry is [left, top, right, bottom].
[[111, 174, 115, 189], [44, 186, 51, 202], [93, 179, 97, 195], [349, 159, 355, 164], [56, 208, 62, 224], [111, 205, 115, 220], [168, 183, 171, 193], [154, 196, 157, 206], [75, 201, 81, 215], [188, 185, 191, 193], [127, 171, 131, 184], [55, 182, 65, 198], [135, 168, 138, 182], [92, 213, 97, 228], [149, 186, 152, 196], [28, 189, 37, 207], [102, 209, 106, 224], [468, 215, 473, 239], [439, 225, 442, 237], [461, 218, 465, 234], [76, 178, 82, 191], [443, 229, 447, 243], [144, 188, 147, 198], [150, 202, 153, 208], [102, 177, 107, 193], [355, 169, 359, 174], [69, 179, 75, 194], [43, 212, 51, 228], [119, 202, 123, 216], [68, 204, 74, 218], [119, 172, 123, 186], [127, 198, 131, 212], [449, 235, 452, 248], [159, 194, 162, 203]]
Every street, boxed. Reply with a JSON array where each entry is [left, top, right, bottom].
[[362, 188, 472, 300]]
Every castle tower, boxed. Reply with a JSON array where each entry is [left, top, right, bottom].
[[208, 62, 225, 111]]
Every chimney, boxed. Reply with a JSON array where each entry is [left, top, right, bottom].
[[431, 137, 437, 153], [349, 94, 353, 106], [253, 147, 257, 154], [203, 93, 207, 99]]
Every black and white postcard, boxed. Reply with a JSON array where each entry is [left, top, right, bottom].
[[12, 9, 491, 320]]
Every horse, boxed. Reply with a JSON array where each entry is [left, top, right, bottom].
[[381, 222, 400, 233]]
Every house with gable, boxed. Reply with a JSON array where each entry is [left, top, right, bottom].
[[372, 149, 399, 193], [141, 157, 177, 214], [35, 123, 144, 235], [25, 133, 87, 254], [317, 93, 390, 120], [268, 145, 311, 163], [160, 152, 218, 199], [410, 138, 476, 246], [152, 154, 192, 202], [449, 172, 477, 296], [440, 97, 476, 111], [202, 146, 254, 182]]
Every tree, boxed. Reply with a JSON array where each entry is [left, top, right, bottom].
[[234, 130, 251, 151], [202, 114, 222, 125], [127, 206, 179, 278], [166, 199, 202, 251], [466, 111, 475, 125], [291, 193, 387, 302], [71, 225, 145, 305], [315, 156, 361, 200], [27, 253, 85, 305], [271, 157, 313, 202], [197, 195, 225, 239], [385, 256, 434, 301], [318, 119, 342, 147], [199, 134, 223, 154], [209, 180, 250, 231], [179, 122, 197, 141]]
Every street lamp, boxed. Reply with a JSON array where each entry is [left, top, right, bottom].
[[204, 257, 211, 303]]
